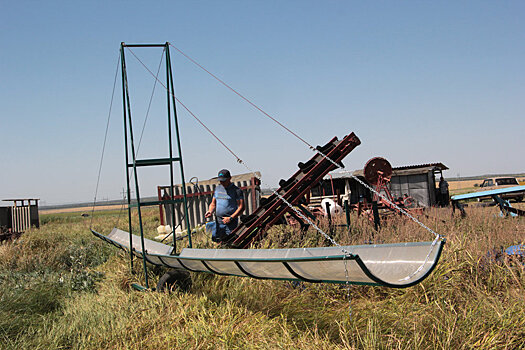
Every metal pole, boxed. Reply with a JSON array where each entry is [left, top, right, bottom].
[[122, 43, 149, 289], [122, 44, 166, 48], [344, 199, 350, 229], [166, 43, 192, 248], [157, 186, 165, 225], [165, 44, 178, 252], [120, 44, 134, 273], [325, 201, 333, 233], [372, 201, 380, 231]]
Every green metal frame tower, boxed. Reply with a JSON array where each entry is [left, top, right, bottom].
[[120, 42, 192, 289]]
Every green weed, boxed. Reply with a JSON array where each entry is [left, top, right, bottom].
[[0, 205, 523, 349]]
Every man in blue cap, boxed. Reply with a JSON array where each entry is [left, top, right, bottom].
[[205, 169, 245, 242]]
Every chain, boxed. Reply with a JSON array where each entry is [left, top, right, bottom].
[[311, 146, 345, 169], [236, 160, 356, 259], [239, 158, 356, 314], [237, 158, 356, 314], [127, 45, 444, 285], [240, 154, 443, 283], [311, 143, 443, 241], [347, 173, 443, 281], [163, 41, 442, 243], [349, 174, 443, 240], [343, 255, 352, 319]]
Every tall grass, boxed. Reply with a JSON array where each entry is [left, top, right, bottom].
[[0, 206, 523, 349]]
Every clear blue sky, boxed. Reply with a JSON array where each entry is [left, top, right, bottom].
[[1, 1, 524, 205]]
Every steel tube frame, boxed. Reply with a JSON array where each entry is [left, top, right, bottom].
[[120, 42, 192, 289], [165, 45, 178, 251], [120, 45, 134, 273], [121, 43, 150, 289], [166, 46, 192, 248], [122, 44, 166, 48]]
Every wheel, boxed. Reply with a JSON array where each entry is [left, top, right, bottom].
[[157, 268, 192, 293]]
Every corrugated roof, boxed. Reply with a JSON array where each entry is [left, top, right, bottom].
[[3, 198, 40, 201], [325, 171, 359, 180], [325, 162, 448, 180], [393, 162, 448, 171]]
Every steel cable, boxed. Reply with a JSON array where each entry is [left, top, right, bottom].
[[165, 42, 443, 242], [126, 44, 444, 287], [90, 53, 120, 230]]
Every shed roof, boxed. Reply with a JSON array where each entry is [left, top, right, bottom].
[[326, 162, 448, 180], [394, 163, 448, 171], [2, 198, 40, 201]]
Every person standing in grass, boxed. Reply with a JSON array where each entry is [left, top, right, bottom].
[[439, 176, 450, 207], [205, 169, 245, 242]]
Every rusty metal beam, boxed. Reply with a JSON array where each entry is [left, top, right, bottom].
[[226, 133, 361, 248]]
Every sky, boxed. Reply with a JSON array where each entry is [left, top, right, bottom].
[[1, 1, 524, 206]]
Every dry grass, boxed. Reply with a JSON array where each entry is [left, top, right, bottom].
[[449, 176, 525, 195], [448, 179, 482, 191], [39, 204, 126, 215], [1, 205, 524, 349]]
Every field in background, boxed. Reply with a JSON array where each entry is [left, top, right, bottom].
[[1, 204, 524, 349], [448, 174, 525, 196], [39, 204, 126, 215], [38, 175, 525, 215]]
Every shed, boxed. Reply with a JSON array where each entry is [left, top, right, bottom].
[[0, 198, 40, 233], [310, 163, 448, 207]]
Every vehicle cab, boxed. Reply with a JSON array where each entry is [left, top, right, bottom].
[[478, 177, 523, 202]]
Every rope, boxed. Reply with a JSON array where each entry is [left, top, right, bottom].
[[166, 43, 351, 169], [126, 47, 243, 162], [233, 158, 355, 257], [168, 43, 446, 282], [349, 175, 443, 240], [167, 43, 315, 151], [126, 46, 357, 260], [128, 43, 444, 240], [125, 43, 444, 284], [117, 48, 167, 229], [165, 42, 443, 242], [90, 53, 120, 229], [137, 47, 166, 152], [343, 255, 352, 318], [91, 49, 167, 231]]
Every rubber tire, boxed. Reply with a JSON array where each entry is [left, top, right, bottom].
[[156, 268, 192, 293]]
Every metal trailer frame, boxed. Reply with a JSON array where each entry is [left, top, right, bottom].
[[120, 42, 191, 289], [451, 185, 525, 217]]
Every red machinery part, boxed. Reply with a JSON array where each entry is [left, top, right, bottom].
[[364, 157, 392, 185]]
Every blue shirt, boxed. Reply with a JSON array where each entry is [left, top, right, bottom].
[[214, 183, 243, 218]]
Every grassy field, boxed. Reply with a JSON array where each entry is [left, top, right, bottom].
[[1, 206, 524, 349], [448, 176, 525, 196]]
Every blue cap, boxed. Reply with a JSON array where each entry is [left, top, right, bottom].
[[218, 169, 231, 181]]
